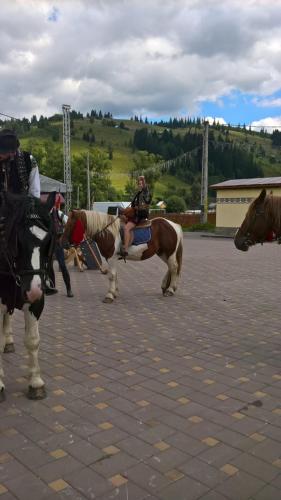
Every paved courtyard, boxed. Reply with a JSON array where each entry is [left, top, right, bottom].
[[0, 233, 281, 500]]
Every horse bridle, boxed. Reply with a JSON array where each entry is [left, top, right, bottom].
[[243, 205, 269, 247]]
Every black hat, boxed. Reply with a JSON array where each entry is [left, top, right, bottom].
[[0, 129, 18, 154]]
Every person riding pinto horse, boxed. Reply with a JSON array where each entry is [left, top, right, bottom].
[[120, 175, 152, 258]]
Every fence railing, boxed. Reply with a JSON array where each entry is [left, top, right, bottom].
[[149, 212, 216, 227]]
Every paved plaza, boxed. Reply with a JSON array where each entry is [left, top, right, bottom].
[[0, 233, 281, 500]]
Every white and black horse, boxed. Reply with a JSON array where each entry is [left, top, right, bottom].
[[0, 191, 55, 401]]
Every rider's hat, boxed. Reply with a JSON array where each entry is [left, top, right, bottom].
[[0, 129, 19, 154]]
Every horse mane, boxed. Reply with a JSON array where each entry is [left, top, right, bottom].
[[83, 210, 120, 239], [264, 195, 281, 232]]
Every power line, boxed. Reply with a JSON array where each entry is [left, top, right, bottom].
[[0, 112, 20, 121]]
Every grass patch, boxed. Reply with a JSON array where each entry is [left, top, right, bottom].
[[184, 222, 215, 232]]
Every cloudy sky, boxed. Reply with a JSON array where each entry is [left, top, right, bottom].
[[1, 0, 281, 128]]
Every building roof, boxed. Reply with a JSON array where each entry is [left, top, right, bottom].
[[211, 177, 281, 190], [40, 174, 66, 193]]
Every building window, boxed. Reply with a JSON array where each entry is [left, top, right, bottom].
[[217, 197, 254, 204]]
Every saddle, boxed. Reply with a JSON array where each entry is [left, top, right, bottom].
[[120, 221, 152, 246]]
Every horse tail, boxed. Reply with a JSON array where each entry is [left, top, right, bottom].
[[176, 229, 183, 276]]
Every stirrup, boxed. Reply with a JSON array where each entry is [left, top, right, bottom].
[[119, 247, 128, 258]]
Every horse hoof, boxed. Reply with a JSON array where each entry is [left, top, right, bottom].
[[27, 385, 47, 400], [103, 297, 113, 304], [0, 388, 6, 402], [163, 290, 174, 297], [4, 343, 15, 353]]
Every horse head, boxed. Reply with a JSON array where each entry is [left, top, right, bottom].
[[234, 189, 272, 251], [0, 192, 54, 307], [61, 210, 84, 246]]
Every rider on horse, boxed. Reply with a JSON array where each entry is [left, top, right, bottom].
[[120, 175, 151, 257], [0, 129, 40, 240], [0, 129, 40, 197]]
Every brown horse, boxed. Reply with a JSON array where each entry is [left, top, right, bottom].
[[61, 210, 183, 303], [234, 188, 281, 251]]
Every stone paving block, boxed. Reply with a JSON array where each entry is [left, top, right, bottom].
[[64, 440, 105, 466], [178, 457, 226, 488], [116, 436, 155, 460], [95, 482, 157, 500], [4, 472, 51, 500], [125, 462, 170, 493], [232, 452, 280, 482], [166, 432, 207, 456], [63, 466, 112, 498], [253, 484, 281, 500], [156, 475, 208, 500], [35, 455, 83, 482], [146, 448, 191, 473], [91, 451, 138, 478], [216, 470, 266, 500]]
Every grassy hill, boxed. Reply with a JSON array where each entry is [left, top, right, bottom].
[[13, 114, 281, 203]]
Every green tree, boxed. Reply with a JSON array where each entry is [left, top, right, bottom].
[[129, 151, 161, 196], [190, 182, 201, 208], [72, 148, 113, 206], [166, 195, 186, 213]]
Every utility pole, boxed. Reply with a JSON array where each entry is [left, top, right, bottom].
[[77, 185, 80, 208], [62, 104, 72, 211], [200, 121, 209, 223], [87, 151, 91, 210]]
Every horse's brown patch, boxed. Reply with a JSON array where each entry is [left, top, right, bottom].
[[95, 231, 115, 259], [141, 218, 177, 260]]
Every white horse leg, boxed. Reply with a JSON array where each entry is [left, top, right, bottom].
[[165, 254, 179, 295], [0, 305, 7, 400], [103, 258, 118, 303], [3, 312, 15, 353], [23, 305, 46, 399], [161, 224, 183, 296], [159, 253, 179, 296]]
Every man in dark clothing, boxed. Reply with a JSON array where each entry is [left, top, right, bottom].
[[0, 128, 41, 255], [46, 196, 74, 298], [120, 175, 151, 257], [0, 129, 40, 197]]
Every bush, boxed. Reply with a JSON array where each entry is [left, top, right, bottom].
[[186, 222, 215, 232], [166, 195, 186, 213]]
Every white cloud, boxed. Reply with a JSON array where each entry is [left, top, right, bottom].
[[253, 97, 281, 108], [251, 116, 281, 131], [205, 116, 227, 125], [0, 0, 281, 120]]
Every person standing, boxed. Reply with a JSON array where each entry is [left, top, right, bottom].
[[46, 195, 74, 298]]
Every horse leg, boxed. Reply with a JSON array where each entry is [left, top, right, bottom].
[[3, 312, 15, 353], [159, 254, 178, 296], [0, 306, 7, 401], [23, 305, 46, 400], [103, 259, 118, 303]]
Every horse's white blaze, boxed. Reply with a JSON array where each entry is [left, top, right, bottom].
[[28, 225, 47, 300], [27, 246, 43, 303], [30, 225, 47, 241]]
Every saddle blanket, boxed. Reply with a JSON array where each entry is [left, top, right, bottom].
[[132, 227, 152, 246]]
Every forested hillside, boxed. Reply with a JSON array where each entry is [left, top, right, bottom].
[[1, 111, 281, 209]]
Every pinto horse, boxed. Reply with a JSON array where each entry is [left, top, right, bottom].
[[0, 191, 55, 401], [62, 210, 183, 303], [234, 189, 281, 251]]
